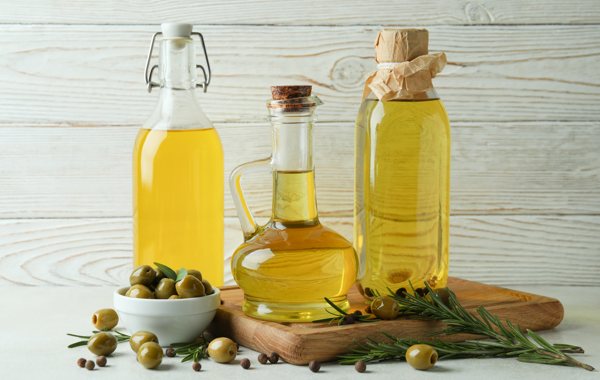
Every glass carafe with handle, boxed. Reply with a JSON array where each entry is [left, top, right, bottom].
[[230, 86, 358, 322], [133, 23, 224, 286]]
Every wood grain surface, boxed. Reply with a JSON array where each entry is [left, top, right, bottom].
[[0, 25, 599, 124], [0, 121, 597, 219], [210, 277, 565, 364], [1, 216, 598, 286], [1, 1, 599, 25]]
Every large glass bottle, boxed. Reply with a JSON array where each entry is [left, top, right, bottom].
[[355, 29, 450, 296], [230, 86, 357, 322], [133, 23, 224, 285]]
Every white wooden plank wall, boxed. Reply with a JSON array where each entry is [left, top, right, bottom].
[[0, 0, 598, 287]]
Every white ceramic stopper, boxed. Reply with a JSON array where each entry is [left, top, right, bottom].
[[161, 23, 193, 38]]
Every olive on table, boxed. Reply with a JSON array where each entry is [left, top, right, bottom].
[[405, 344, 438, 370], [176, 275, 205, 298], [201, 279, 214, 295], [207, 337, 237, 363], [130, 331, 159, 353], [155, 278, 177, 299], [92, 308, 119, 330], [370, 296, 400, 320], [126, 284, 155, 299], [187, 269, 203, 281], [137, 342, 163, 369], [87, 332, 117, 356], [130, 265, 156, 286]]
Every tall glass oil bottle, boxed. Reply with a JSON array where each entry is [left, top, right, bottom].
[[355, 29, 450, 296], [230, 86, 358, 322], [133, 23, 224, 285]]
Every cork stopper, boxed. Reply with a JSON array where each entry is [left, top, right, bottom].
[[375, 29, 429, 63], [271, 85, 312, 100], [268, 85, 316, 111]]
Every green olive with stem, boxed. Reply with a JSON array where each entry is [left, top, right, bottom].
[[405, 344, 438, 370]]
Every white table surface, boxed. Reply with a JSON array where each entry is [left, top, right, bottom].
[[0, 285, 598, 380]]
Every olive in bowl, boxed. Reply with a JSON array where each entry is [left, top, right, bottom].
[[113, 287, 220, 345]]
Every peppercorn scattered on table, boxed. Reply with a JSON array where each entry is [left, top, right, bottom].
[[1, 286, 598, 379]]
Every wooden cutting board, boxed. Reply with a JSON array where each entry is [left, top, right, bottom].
[[210, 277, 564, 365]]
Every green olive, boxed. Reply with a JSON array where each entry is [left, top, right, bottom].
[[405, 344, 438, 370], [370, 296, 400, 320], [130, 331, 159, 353], [129, 265, 156, 286], [155, 278, 177, 299], [169, 295, 180, 299], [87, 332, 117, 356], [152, 267, 165, 287], [92, 308, 119, 330], [201, 279, 214, 295], [137, 342, 163, 369], [207, 337, 237, 363], [176, 275, 205, 298], [187, 269, 203, 282], [126, 284, 155, 299]]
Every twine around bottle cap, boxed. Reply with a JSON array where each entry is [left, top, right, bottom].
[[364, 29, 446, 101]]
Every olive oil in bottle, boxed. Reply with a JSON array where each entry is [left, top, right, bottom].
[[230, 86, 357, 322], [355, 29, 450, 296], [134, 23, 224, 286]]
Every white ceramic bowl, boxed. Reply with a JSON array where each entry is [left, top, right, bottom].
[[113, 287, 220, 345]]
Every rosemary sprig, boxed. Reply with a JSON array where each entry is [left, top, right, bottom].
[[170, 337, 209, 363], [67, 330, 130, 348], [312, 297, 379, 325], [339, 284, 594, 371]]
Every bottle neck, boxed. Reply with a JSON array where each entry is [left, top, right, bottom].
[[270, 110, 319, 224], [143, 38, 212, 131], [160, 38, 196, 90]]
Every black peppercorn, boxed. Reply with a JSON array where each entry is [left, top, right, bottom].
[[165, 347, 176, 357], [364, 287, 374, 297], [395, 287, 408, 298], [240, 358, 251, 369], [192, 361, 201, 372], [258, 353, 269, 364], [77, 358, 86, 368], [352, 310, 362, 316], [341, 315, 355, 325], [85, 360, 95, 370], [355, 360, 367, 373], [268, 352, 279, 364], [415, 287, 429, 297], [308, 360, 321, 372], [96, 356, 107, 367]]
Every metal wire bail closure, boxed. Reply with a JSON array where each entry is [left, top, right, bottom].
[[144, 31, 212, 93]]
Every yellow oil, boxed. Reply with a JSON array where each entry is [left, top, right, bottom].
[[133, 128, 224, 286], [231, 170, 358, 322], [355, 98, 450, 296]]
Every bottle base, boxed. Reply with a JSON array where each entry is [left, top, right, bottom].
[[242, 295, 350, 322]]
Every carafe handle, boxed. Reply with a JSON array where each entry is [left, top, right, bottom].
[[229, 157, 272, 241]]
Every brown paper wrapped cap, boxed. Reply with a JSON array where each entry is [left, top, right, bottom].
[[375, 29, 429, 63], [364, 28, 446, 101]]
